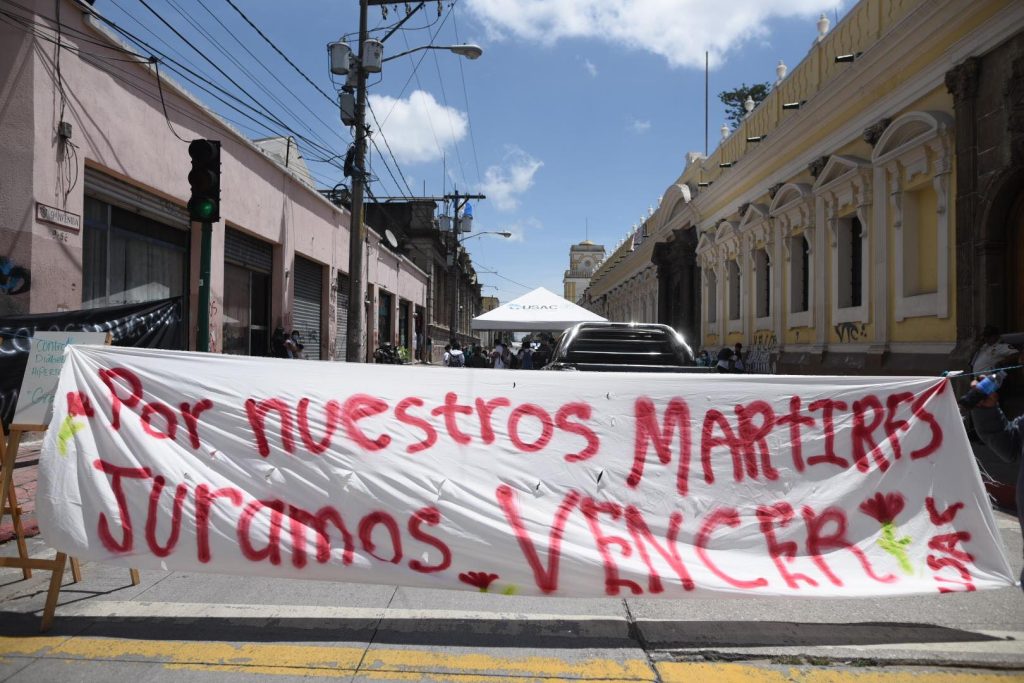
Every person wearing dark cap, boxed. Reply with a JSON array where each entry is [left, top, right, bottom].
[[971, 325, 1017, 374], [732, 342, 746, 373]]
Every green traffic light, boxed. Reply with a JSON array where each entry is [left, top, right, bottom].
[[190, 198, 217, 222]]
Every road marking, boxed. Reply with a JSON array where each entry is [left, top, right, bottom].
[[656, 662, 1023, 682], [0, 636, 1019, 681], [0, 636, 655, 680]]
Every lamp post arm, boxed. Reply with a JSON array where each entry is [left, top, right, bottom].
[[383, 44, 483, 63], [383, 45, 438, 63]]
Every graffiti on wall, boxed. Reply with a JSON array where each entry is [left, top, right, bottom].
[[748, 330, 778, 374], [0, 258, 31, 296], [834, 321, 868, 343], [0, 297, 183, 427]]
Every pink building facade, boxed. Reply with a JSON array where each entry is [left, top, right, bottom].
[[0, 0, 428, 361]]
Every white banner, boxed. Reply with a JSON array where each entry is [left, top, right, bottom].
[[39, 346, 1014, 597]]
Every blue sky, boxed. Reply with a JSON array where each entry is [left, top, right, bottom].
[[94, 0, 849, 305]]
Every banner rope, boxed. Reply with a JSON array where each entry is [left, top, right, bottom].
[[941, 363, 1024, 379]]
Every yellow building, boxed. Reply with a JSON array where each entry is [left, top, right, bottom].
[[563, 240, 606, 304], [583, 0, 1024, 374]]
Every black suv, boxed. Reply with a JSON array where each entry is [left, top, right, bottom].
[[543, 322, 710, 372]]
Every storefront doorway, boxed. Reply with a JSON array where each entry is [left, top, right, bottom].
[[223, 228, 272, 356]]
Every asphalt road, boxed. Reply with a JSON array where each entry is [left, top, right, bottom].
[[0, 512, 1021, 682]]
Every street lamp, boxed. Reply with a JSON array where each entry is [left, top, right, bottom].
[[458, 231, 512, 243], [382, 44, 483, 63], [336, 2, 482, 362], [449, 231, 511, 345]]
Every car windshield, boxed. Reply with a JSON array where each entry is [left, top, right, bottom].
[[557, 325, 690, 366]]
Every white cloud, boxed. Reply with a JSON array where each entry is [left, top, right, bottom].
[[582, 57, 598, 77], [464, 0, 840, 69], [630, 119, 651, 134], [479, 148, 543, 212], [367, 90, 467, 165]]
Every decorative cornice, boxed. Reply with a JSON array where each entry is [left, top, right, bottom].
[[768, 182, 783, 199], [862, 117, 892, 147], [944, 56, 981, 103], [738, 202, 751, 218]]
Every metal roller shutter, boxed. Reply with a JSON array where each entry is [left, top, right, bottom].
[[84, 168, 189, 229], [293, 256, 323, 360], [335, 273, 350, 360], [225, 228, 272, 272]]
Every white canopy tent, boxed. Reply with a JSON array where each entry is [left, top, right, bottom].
[[471, 287, 607, 331]]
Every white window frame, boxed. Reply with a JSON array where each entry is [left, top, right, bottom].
[[737, 204, 771, 336], [837, 213, 867, 310], [706, 267, 718, 324], [872, 112, 953, 322], [771, 184, 814, 330], [727, 259, 742, 331], [814, 156, 872, 327], [754, 248, 771, 326], [786, 234, 811, 321]]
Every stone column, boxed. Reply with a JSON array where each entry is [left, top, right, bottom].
[[945, 57, 982, 362]]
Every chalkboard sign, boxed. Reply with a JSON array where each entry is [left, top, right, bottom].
[[11, 331, 108, 428]]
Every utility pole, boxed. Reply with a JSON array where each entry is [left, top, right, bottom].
[[334, 1, 481, 359], [345, 0, 370, 362], [445, 189, 485, 344]]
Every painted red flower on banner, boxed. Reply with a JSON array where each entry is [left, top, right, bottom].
[[458, 571, 499, 592], [66, 391, 94, 417], [860, 491, 914, 575], [859, 492, 905, 524]]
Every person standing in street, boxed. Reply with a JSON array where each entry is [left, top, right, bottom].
[[466, 345, 489, 368], [283, 330, 304, 359], [716, 346, 733, 373], [732, 342, 746, 373], [970, 375, 1024, 592], [532, 336, 553, 369], [491, 338, 510, 369], [444, 342, 465, 367], [517, 337, 534, 370]]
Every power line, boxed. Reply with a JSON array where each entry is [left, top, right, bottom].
[[162, 0, 345, 156], [6, 2, 346, 182], [0, 2, 145, 59], [153, 58, 191, 142], [467, 259, 532, 291], [428, 37, 467, 189], [379, 1, 453, 127], [135, 0, 302, 139], [195, 0, 349, 146], [366, 100, 414, 198], [452, 8, 481, 184], [221, 0, 337, 107], [107, 0, 217, 78], [83, 4, 344, 166], [9, 11, 343, 190]]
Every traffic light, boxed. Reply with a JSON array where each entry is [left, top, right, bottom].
[[187, 139, 221, 222]]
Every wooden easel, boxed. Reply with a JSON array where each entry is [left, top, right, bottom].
[[0, 333, 139, 631], [1, 423, 67, 631]]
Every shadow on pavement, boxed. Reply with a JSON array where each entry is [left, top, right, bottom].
[[0, 611, 1002, 649], [636, 620, 1005, 649]]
